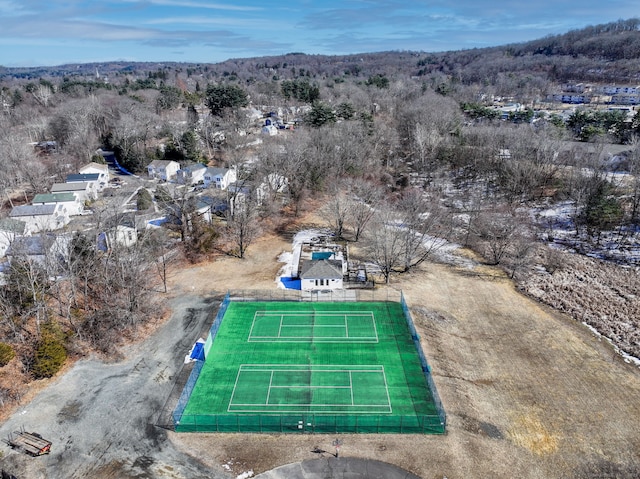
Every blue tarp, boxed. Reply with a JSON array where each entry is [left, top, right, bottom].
[[280, 277, 301, 290], [190, 341, 205, 361]]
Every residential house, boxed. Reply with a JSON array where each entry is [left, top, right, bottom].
[[96, 212, 142, 251], [176, 163, 207, 185], [5, 233, 70, 269], [147, 160, 180, 181], [299, 259, 344, 291], [32, 192, 83, 216], [97, 225, 137, 251], [203, 167, 237, 190], [66, 173, 103, 193], [51, 182, 96, 202], [609, 94, 640, 105], [9, 204, 70, 234], [0, 218, 27, 258], [193, 195, 228, 222], [79, 162, 110, 187]]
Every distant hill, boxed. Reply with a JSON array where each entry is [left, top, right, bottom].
[[2, 18, 639, 85]]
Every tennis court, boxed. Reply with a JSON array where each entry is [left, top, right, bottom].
[[174, 300, 445, 433]]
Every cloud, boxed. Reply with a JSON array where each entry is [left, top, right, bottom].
[[119, 0, 262, 11]]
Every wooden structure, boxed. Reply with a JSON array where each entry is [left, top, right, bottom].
[[5, 428, 52, 456]]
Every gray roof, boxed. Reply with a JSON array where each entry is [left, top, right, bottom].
[[148, 159, 179, 168], [180, 163, 207, 173], [51, 182, 89, 192], [300, 259, 343, 280], [6, 234, 56, 256], [0, 217, 27, 234], [10, 204, 57, 217], [66, 173, 100, 182], [205, 167, 228, 176]]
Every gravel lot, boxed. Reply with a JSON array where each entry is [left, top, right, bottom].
[[0, 293, 230, 479]]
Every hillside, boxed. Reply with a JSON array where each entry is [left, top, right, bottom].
[[1, 18, 639, 85]]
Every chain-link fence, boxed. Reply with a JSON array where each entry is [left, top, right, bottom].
[[175, 413, 445, 434], [400, 292, 447, 430], [228, 288, 402, 303]]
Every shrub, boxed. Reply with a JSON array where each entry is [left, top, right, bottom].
[[32, 323, 67, 379], [0, 342, 15, 367], [137, 188, 153, 211]]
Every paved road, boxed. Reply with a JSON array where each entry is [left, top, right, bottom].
[[256, 458, 423, 479]]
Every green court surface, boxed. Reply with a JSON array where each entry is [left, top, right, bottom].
[[176, 301, 443, 433]]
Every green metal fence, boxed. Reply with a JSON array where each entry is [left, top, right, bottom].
[[175, 413, 445, 434]]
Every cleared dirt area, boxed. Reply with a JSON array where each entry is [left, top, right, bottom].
[[1, 221, 640, 478]]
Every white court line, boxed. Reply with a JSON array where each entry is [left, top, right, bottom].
[[254, 311, 374, 316], [229, 365, 393, 413], [249, 312, 378, 343], [381, 365, 393, 414], [265, 370, 274, 405], [349, 371, 354, 406]]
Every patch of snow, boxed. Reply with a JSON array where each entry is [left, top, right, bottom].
[[582, 322, 640, 367], [275, 228, 332, 287], [236, 471, 254, 479]]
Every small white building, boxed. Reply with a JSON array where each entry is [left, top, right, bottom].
[[32, 192, 83, 216], [9, 204, 70, 234], [203, 167, 237, 190], [176, 163, 207, 185], [5, 233, 70, 268], [148, 160, 180, 181], [300, 259, 344, 291], [79, 161, 110, 186], [0, 218, 27, 258], [261, 124, 278, 136], [51, 182, 97, 202], [97, 225, 138, 251], [66, 173, 103, 192]]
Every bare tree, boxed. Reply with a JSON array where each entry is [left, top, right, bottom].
[[395, 189, 451, 272], [470, 206, 522, 265], [320, 184, 353, 239], [361, 206, 405, 284], [347, 178, 383, 242], [225, 197, 261, 259]]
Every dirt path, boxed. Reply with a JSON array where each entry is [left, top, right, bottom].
[[2, 225, 639, 478]]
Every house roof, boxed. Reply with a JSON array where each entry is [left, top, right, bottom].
[[32, 193, 77, 204], [0, 217, 27, 234], [179, 163, 207, 173], [51, 182, 89, 192], [195, 195, 228, 212], [300, 259, 343, 280], [79, 162, 109, 173], [6, 234, 56, 256], [205, 167, 229, 177], [9, 204, 58, 217], [66, 173, 100, 182], [148, 159, 179, 168]]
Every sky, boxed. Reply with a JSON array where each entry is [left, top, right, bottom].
[[0, 1, 638, 67]]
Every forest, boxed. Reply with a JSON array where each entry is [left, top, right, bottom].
[[0, 19, 639, 408]]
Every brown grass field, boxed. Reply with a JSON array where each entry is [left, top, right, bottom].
[[166, 227, 640, 479]]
